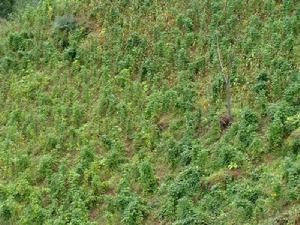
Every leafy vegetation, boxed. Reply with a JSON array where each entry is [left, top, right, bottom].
[[0, 0, 15, 18], [0, 0, 300, 224]]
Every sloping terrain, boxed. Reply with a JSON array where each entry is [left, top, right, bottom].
[[0, 1, 300, 224]]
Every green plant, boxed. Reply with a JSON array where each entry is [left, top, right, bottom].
[[267, 118, 284, 150], [53, 15, 76, 31], [112, 188, 148, 225], [0, 1, 300, 224], [0, 0, 14, 18], [138, 160, 158, 193], [237, 108, 259, 149], [173, 197, 201, 225]]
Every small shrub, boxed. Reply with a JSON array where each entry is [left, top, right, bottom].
[[114, 188, 148, 225], [253, 72, 269, 96], [286, 128, 300, 154], [8, 31, 33, 52], [127, 32, 144, 49], [37, 154, 55, 182], [64, 46, 77, 62], [283, 158, 300, 201], [284, 81, 300, 107], [188, 56, 206, 76], [0, 201, 12, 221], [52, 15, 77, 49], [212, 75, 224, 102], [0, 0, 14, 18], [267, 118, 284, 150], [176, 14, 193, 32], [53, 15, 76, 31], [242, 108, 259, 128], [138, 160, 158, 193], [173, 197, 201, 225], [237, 108, 259, 149], [122, 199, 148, 225], [176, 48, 189, 71]]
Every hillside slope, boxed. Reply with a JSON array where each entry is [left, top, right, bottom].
[[0, 0, 300, 224]]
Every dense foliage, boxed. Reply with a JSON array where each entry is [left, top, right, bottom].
[[0, 0, 300, 224], [0, 0, 15, 18]]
